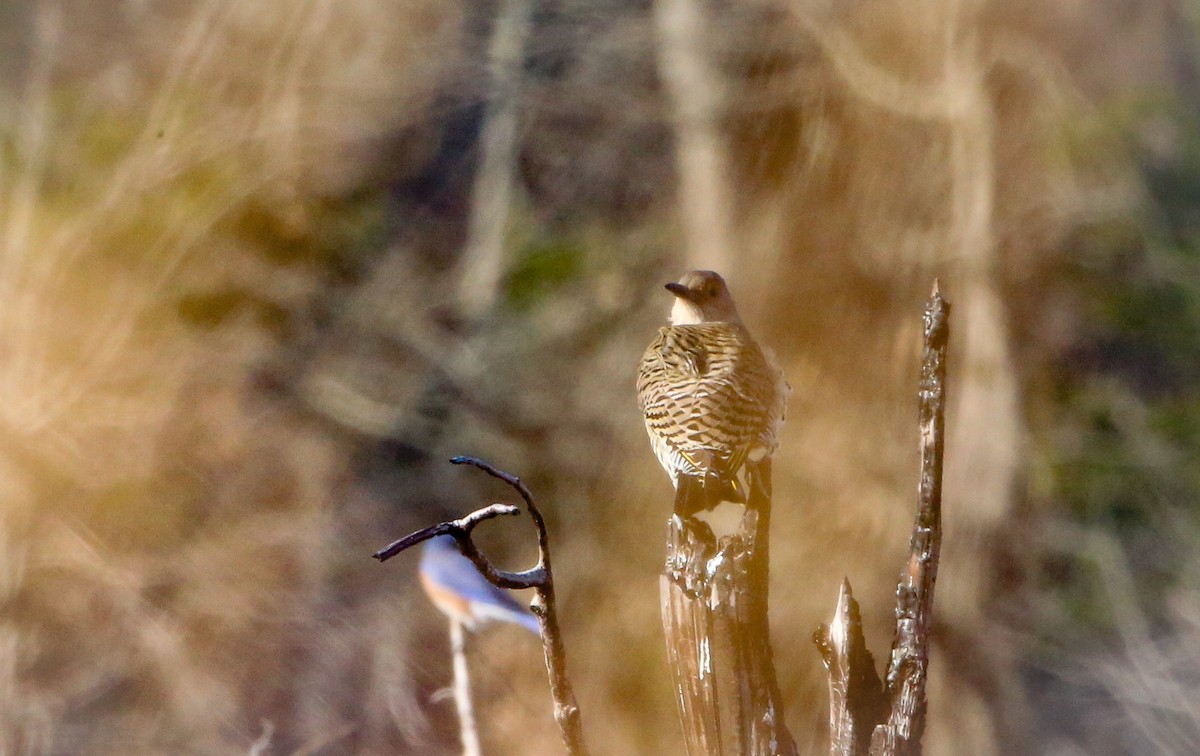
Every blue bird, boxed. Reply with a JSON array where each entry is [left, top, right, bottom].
[[419, 536, 540, 634]]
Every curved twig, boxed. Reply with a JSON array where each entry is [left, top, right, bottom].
[[373, 456, 587, 755], [372, 503, 540, 589], [448, 456, 586, 755]]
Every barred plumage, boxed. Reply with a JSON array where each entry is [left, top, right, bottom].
[[638, 271, 788, 514]]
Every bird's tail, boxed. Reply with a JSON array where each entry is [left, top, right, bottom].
[[514, 608, 540, 634], [674, 473, 743, 516], [474, 601, 541, 634]]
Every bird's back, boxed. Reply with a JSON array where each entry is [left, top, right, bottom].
[[638, 323, 784, 482], [420, 540, 533, 623]]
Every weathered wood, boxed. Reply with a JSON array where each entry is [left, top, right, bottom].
[[815, 580, 885, 756], [661, 519, 724, 755], [660, 461, 796, 756], [815, 282, 950, 756], [870, 282, 949, 756]]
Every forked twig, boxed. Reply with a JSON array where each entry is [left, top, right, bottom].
[[816, 282, 950, 756], [373, 456, 587, 755]]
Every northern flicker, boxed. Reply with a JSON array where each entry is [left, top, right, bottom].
[[637, 270, 789, 516]]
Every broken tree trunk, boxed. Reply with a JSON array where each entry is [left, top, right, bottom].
[[816, 282, 950, 756], [660, 461, 797, 756]]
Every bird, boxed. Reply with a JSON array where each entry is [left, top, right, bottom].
[[419, 535, 540, 634], [637, 270, 788, 516]]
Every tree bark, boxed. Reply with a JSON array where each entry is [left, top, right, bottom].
[[660, 463, 796, 755]]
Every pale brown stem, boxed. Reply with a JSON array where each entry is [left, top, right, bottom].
[[450, 619, 482, 756]]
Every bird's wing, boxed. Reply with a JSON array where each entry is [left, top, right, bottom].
[[471, 599, 541, 633], [420, 547, 533, 618]]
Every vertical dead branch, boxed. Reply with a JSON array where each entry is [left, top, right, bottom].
[[448, 457, 585, 755], [815, 283, 950, 756], [449, 619, 483, 756], [660, 462, 796, 755], [373, 457, 587, 756], [870, 282, 949, 755]]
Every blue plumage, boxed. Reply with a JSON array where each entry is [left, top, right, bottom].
[[419, 536, 540, 634]]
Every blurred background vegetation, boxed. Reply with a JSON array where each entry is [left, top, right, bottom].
[[1, 0, 1199, 753]]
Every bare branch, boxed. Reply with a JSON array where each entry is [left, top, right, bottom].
[[374, 456, 587, 755], [372, 504, 538, 590], [448, 456, 586, 756], [372, 503, 518, 561], [815, 282, 950, 756], [451, 456, 553, 580], [871, 282, 950, 756]]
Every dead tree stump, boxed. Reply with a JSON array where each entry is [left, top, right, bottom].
[[661, 461, 797, 756]]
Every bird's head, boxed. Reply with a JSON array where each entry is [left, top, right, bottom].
[[665, 270, 740, 325]]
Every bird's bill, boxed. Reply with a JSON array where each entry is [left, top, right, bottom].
[[664, 282, 693, 299]]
